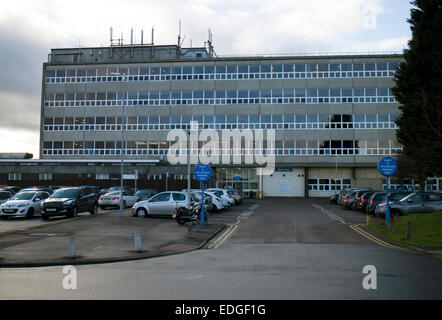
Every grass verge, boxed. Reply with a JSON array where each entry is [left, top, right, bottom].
[[367, 212, 442, 248]]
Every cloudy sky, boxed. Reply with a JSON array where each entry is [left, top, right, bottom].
[[0, 0, 412, 158]]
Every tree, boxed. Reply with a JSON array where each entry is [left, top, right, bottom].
[[392, 0, 442, 182]]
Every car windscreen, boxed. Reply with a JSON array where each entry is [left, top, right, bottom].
[[11, 192, 35, 200], [51, 189, 79, 199]]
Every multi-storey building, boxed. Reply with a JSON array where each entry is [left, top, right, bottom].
[[20, 43, 409, 196]]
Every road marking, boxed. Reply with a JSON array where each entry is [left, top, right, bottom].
[[311, 204, 346, 224], [206, 224, 238, 249], [350, 224, 409, 251]]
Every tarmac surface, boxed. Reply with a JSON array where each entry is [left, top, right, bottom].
[[0, 208, 226, 267]]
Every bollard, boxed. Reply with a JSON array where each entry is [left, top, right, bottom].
[[69, 235, 76, 258], [366, 214, 370, 227], [406, 221, 412, 241], [134, 232, 142, 252]]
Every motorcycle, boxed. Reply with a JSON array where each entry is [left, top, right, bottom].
[[173, 202, 208, 225]]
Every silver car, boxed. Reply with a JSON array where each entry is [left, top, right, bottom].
[[132, 191, 193, 217], [378, 192, 442, 218]]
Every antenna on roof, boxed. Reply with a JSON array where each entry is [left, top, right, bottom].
[[206, 28, 216, 57], [177, 20, 185, 48]]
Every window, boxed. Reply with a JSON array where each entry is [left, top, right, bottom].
[[173, 193, 186, 201], [8, 173, 21, 181], [150, 193, 170, 202]]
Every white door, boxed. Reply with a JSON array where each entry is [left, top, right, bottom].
[[263, 169, 305, 197]]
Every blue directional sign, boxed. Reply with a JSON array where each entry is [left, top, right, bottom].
[[377, 157, 397, 176], [194, 164, 212, 182]]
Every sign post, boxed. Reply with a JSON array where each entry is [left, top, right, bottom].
[[377, 157, 398, 228], [193, 164, 212, 228]]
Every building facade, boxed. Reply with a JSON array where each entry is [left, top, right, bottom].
[[34, 44, 407, 196]]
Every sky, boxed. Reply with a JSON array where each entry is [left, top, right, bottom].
[[0, 0, 413, 158]]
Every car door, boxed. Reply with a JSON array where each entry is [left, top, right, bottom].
[[147, 192, 171, 215], [404, 193, 428, 214], [172, 193, 188, 214], [425, 193, 442, 213], [33, 192, 49, 214]]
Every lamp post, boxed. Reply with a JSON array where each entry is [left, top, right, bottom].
[[111, 72, 126, 217]]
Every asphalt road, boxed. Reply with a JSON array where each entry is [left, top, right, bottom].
[[0, 197, 441, 300]]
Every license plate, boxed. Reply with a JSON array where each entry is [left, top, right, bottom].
[[46, 208, 57, 212], [3, 209, 14, 213]]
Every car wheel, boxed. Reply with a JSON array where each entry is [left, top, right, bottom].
[[90, 204, 98, 215], [68, 207, 78, 218], [212, 205, 218, 213], [26, 207, 34, 219], [391, 210, 401, 219], [136, 207, 148, 218]]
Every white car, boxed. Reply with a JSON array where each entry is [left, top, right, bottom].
[[205, 190, 230, 209], [0, 190, 51, 219], [207, 189, 236, 206], [98, 191, 139, 209]]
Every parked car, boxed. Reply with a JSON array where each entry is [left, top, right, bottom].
[[99, 190, 139, 209], [375, 192, 412, 217], [329, 193, 339, 203], [342, 189, 371, 209], [0, 190, 50, 219], [366, 192, 387, 215], [205, 190, 230, 209], [135, 189, 158, 201], [207, 188, 236, 206], [0, 191, 12, 205], [226, 189, 242, 204], [132, 191, 192, 217], [376, 192, 442, 218], [351, 189, 373, 210], [0, 186, 21, 195], [356, 191, 377, 211], [40, 186, 98, 219], [190, 191, 214, 213]]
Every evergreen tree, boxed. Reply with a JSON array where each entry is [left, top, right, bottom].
[[392, 0, 442, 183]]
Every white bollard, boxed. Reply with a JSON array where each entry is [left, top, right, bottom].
[[134, 232, 142, 252], [69, 235, 76, 258]]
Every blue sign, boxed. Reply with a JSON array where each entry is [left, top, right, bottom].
[[194, 164, 212, 182], [377, 157, 397, 176]]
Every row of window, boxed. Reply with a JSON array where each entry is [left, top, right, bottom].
[[43, 114, 399, 131], [41, 139, 402, 156], [45, 62, 400, 83], [44, 88, 398, 107], [308, 179, 352, 191]]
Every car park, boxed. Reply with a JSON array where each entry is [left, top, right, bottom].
[[99, 190, 139, 209], [0, 190, 50, 219], [40, 186, 98, 219], [190, 191, 214, 213], [376, 192, 442, 218], [132, 191, 192, 217]]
